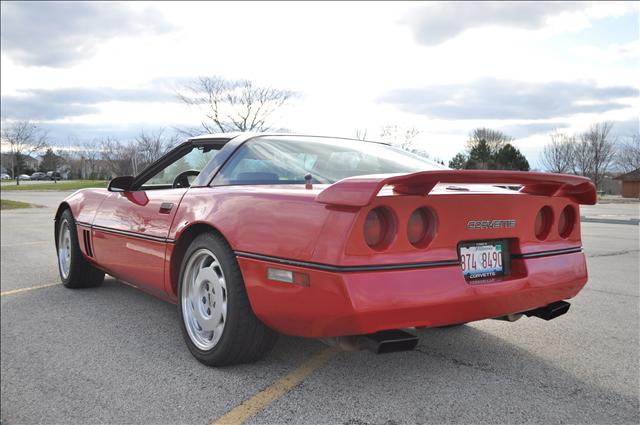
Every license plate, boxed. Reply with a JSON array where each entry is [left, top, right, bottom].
[[459, 240, 509, 280]]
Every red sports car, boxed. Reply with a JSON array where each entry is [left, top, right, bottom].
[[55, 133, 596, 366]]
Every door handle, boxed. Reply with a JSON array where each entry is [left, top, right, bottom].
[[159, 203, 174, 214]]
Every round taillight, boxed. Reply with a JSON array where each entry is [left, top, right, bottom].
[[535, 206, 553, 240], [407, 207, 437, 247], [558, 206, 576, 238], [364, 207, 395, 249]]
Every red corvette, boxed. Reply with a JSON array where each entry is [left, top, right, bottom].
[[55, 133, 596, 365]]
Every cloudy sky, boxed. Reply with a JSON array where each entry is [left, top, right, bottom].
[[1, 1, 638, 166]]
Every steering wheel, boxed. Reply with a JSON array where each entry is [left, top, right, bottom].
[[172, 170, 200, 188]]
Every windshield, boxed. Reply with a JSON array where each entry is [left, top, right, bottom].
[[215, 136, 445, 185]]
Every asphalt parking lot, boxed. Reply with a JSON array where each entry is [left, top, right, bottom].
[[1, 191, 639, 424]]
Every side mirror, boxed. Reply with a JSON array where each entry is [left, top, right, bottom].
[[108, 176, 134, 192]]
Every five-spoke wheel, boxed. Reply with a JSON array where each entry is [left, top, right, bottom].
[[58, 219, 72, 280], [177, 232, 278, 366], [181, 249, 228, 350], [56, 209, 104, 288]]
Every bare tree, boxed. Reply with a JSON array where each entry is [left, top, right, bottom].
[[97, 130, 180, 177], [62, 137, 102, 180], [134, 129, 178, 171], [569, 137, 589, 177], [81, 141, 103, 179], [0, 121, 48, 184], [99, 138, 136, 177], [380, 125, 420, 151], [177, 76, 294, 135], [540, 131, 575, 173], [353, 129, 368, 141], [579, 122, 617, 189], [616, 134, 640, 172], [466, 128, 513, 154]]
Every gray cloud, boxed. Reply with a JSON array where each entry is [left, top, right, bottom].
[[500, 122, 570, 138], [609, 118, 639, 138], [505, 119, 638, 141], [0, 2, 173, 67], [405, 1, 588, 46], [381, 78, 638, 120], [1, 85, 178, 120], [37, 122, 177, 144]]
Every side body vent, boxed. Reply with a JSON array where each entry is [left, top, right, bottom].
[[82, 229, 94, 257]]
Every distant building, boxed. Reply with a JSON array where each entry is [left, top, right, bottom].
[[600, 173, 622, 196], [0, 153, 40, 175], [22, 155, 40, 171], [614, 168, 640, 199]]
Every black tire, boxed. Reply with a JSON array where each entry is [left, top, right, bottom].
[[177, 232, 278, 366], [57, 209, 104, 288]]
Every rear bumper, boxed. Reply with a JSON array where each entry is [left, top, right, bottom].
[[238, 251, 588, 337]]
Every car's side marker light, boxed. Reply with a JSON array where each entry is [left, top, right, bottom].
[[267, 268, 310, 287]]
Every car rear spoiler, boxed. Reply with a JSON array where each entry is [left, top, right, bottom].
[[315, 170, 597, 207]]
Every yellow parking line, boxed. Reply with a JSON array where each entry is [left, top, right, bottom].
[[0, 283, 60, 297], [211, 347, 340, 425]]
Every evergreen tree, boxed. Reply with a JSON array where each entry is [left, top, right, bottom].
[[39, 148, 62, 172], [449, 129, 529, 171], [466, 139, 495, 169], [15, 153, 29, 175], [495, 144, 530, 171], [448, 153, 468, 169]]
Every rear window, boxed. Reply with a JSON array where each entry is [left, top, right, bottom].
[[215, 136, 444, 185]]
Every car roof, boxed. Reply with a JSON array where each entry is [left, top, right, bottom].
[[187, 132, 391, 146], [187, 132, 244, 141]]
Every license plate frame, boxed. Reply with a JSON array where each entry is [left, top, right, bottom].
[[457, 239, 511, 281]]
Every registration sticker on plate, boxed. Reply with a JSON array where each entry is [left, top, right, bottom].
[[459, 240, 509, 280]]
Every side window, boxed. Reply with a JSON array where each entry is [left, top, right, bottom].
[[143, 147, 219, 187]]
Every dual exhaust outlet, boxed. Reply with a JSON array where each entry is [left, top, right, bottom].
[[325, 301, 571, 354]]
